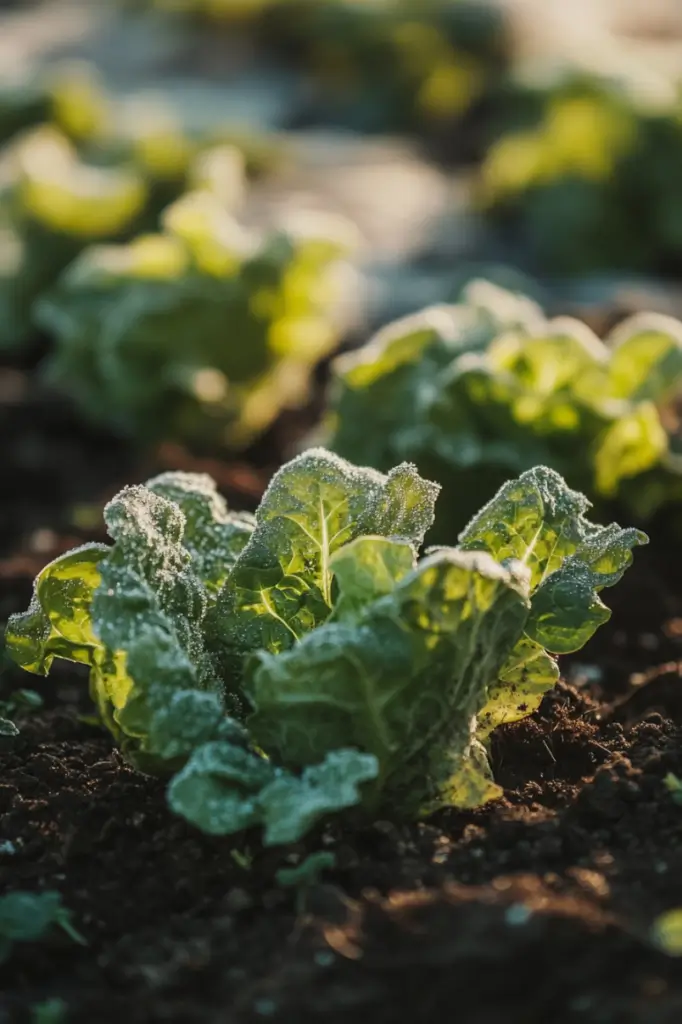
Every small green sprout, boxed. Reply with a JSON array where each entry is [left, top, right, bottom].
[[0, 688, 44, 737], [230, 847, 254, 871], [0, 891, 86, 964], [276, 852, 337, 889], [31, 998, 68, 1024]]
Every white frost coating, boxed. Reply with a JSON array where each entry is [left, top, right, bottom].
[[146, 470, 255, 590]]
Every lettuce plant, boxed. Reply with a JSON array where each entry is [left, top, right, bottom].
[[0, 79, 269, 350], [132, 0, 507, 136], [6, 450, 645, 845], [326, 281, 682, 540], [263, 0, 509, 134], [479, 73, 682, 274], [0, 74, 48, 147], [37, 192, 355, 448], [0, 126, 148, 347]]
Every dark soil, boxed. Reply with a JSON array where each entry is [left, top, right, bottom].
[[1, 526, 681, 1023]]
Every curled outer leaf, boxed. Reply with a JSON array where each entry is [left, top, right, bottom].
[[210, 448, 439, 669], [91, 484, 223, 769], [462, 465, 646, 727], [459, 465, 647, 594], [167, 738, 274, 837], [259, 749, 379, 846], [5, 543, 109, 674]]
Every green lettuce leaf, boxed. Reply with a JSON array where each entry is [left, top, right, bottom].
[[460, 466, 646, 732], [458, 465, 646, 587], [209, 448, 439, 670], [605, 313, 682, 403], [245, 546, 530, 810], [5, 544, 110, 673], [5, 471, 256, 772], [90, 484, 221, 767], [477, 635, 559, 739]]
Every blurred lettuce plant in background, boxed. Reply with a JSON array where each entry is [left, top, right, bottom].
[[325, 281, 682, 540], [479, 72, 682, 275], [38, 189, 358, 448]]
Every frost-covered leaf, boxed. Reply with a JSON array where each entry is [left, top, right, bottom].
[[169, 739, 377, 846], [526, 519, 646, 654], [92, 483, 223, 768], [459, 465, 646, 590], [461, 465, 646, 656], [146, 471, 255, 592], [211, 449, 439, 669], [526, 564, 612, 654], [146, 690, 230, 761]]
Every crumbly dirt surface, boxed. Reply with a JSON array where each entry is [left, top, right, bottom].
[[1, 537, 681, 1024]]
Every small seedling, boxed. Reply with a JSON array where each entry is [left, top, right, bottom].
[[276, 852, 337, 889], [0, 688, 43, 737], [0, 891, 86, 964], [31, 997, 68, 1024]]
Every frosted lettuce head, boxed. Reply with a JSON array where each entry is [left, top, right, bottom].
[[6, 450, 646, 844]]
